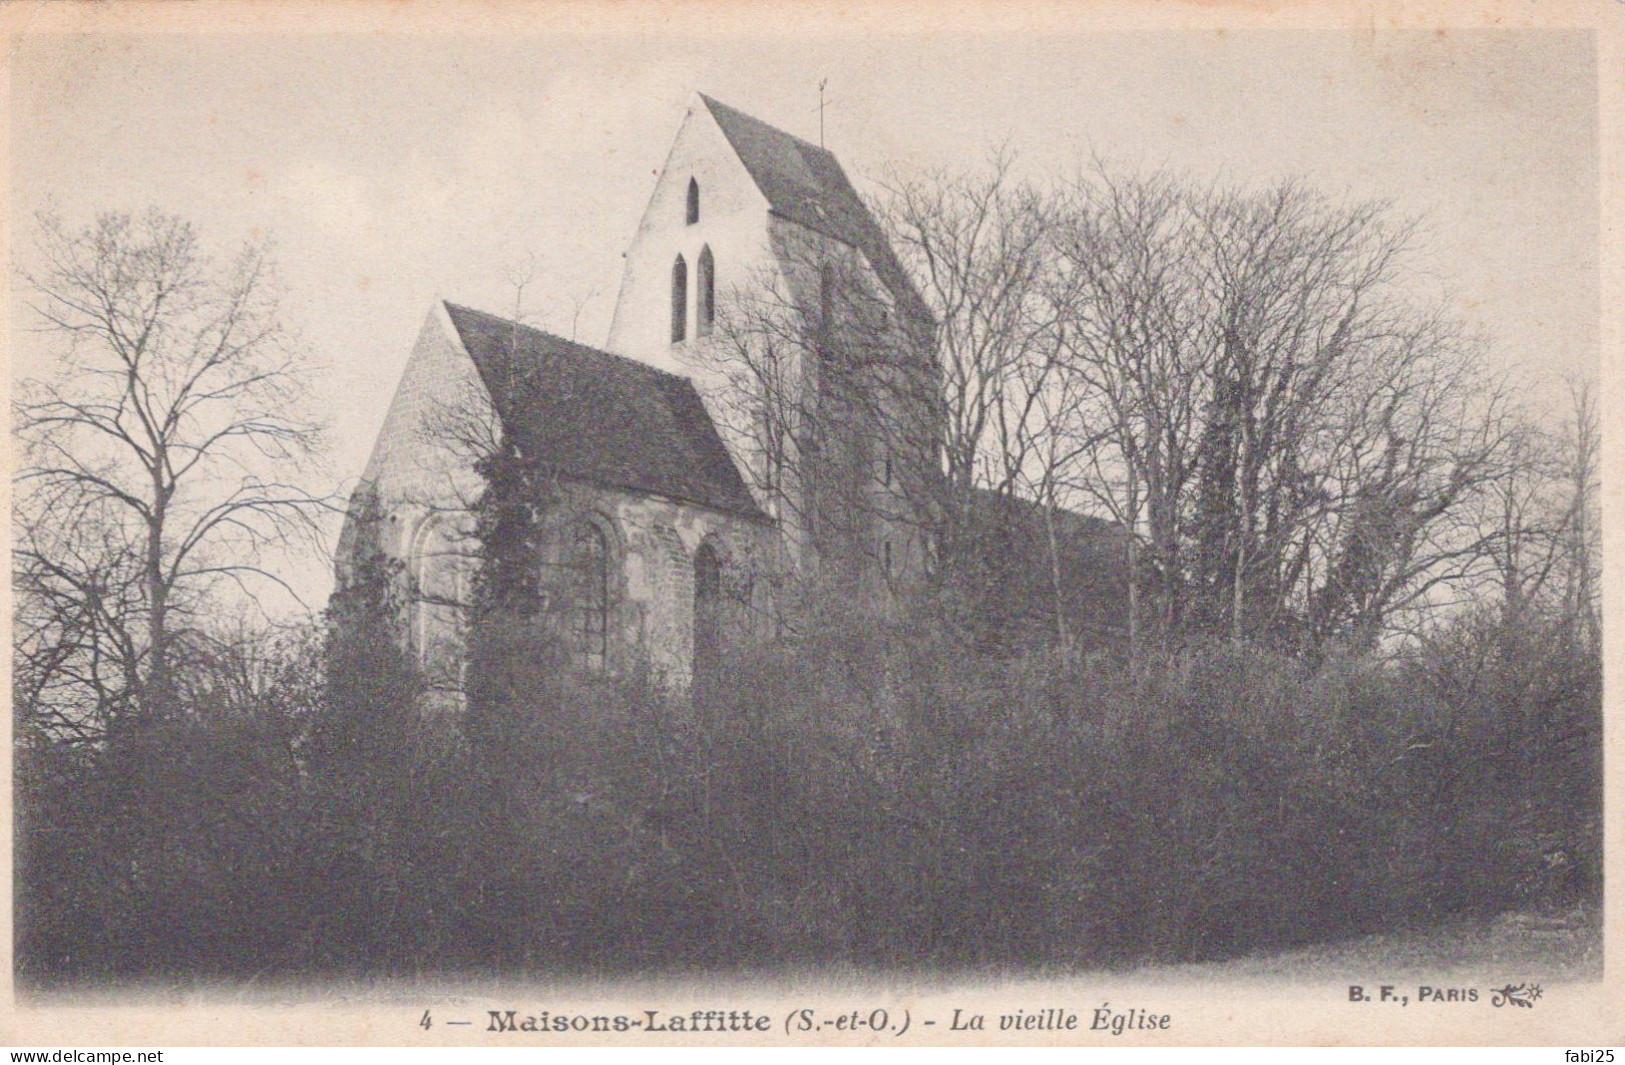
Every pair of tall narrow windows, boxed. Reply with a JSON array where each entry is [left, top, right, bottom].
[[670, 244, 714, 343], [671, 179, 713, 343]]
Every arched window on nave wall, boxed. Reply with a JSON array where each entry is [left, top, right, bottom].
[[412, 515, 466, 682], [568, 522, 610, 672], [693, 541, 723, 689]]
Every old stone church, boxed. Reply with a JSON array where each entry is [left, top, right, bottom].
[[339, 94, 941, 689]]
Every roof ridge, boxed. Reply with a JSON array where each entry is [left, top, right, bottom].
[[969, 485, 1126, 534], [693, 96, 934, 329], [441, 300, 695, 386], [698, 93, 834, 162]]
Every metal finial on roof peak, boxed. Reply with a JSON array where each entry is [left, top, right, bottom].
[[817, 78, 831, 149]]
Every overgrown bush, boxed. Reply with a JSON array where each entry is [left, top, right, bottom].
[[14, 594, 1602, 984]]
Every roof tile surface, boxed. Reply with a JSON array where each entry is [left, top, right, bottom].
[[444, 301, 764, 520]]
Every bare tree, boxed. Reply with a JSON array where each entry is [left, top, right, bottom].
[[14, 209, 329, 743], [525, 158, 1536, 661], [699, 241, 828, 564], [1556, 378, 1601, 651], [696, 220, 941, 629], [13, 503, 146, 747], [881, 156, 1060, 509], [1038, 170, 1194, 650], [1474, 377, 1606, 647], [699, 156, 1111, 646], [1049, 169, 1519, 653], [879, 156, 1104, 642]]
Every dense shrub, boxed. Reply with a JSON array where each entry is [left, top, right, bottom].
[[14, 596, 1602, 984], [15, 631, 321, 980]]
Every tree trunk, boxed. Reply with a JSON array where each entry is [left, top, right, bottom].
[[143, 488, 171, 724]]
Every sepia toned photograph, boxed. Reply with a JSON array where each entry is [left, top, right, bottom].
[[3, 1, 1617, 1048]]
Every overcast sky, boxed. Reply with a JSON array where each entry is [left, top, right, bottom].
[[10, 24, 1598, 610]]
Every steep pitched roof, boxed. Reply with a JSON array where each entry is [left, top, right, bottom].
[[960, 488, 1131, 642], [443, 302, 765, 520], [699, 94, 934, 329]]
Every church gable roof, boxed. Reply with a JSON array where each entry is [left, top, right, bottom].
[[961, 488, 1132, 643], [443, 302, 765, 520], [699, 94, 933, 329]]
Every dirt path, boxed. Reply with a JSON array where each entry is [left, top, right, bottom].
[[1136, 907, 1602, 986]]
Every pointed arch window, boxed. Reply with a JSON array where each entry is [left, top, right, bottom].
[[693, 541, 722, 687], [697, 245, 715, 338], [671, 255, 688, 344], [412, 515, 465, 678], [686, 178, 700, 225], [818, 262, 837, 350], [569, 522, 609, 671]]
